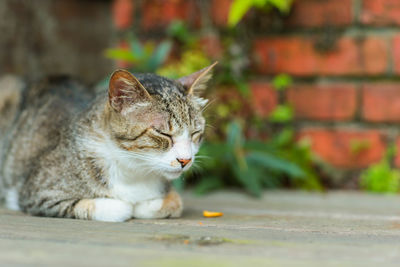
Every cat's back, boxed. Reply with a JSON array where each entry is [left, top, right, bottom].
[[1, 75, 94, 142], [0, 75, 95, 190]]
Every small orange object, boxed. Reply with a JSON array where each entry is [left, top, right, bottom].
[[203, 210, 224, 217], [183, 239, 190, 245]]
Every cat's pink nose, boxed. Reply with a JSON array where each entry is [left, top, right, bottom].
[[177, 158, 191, 168]]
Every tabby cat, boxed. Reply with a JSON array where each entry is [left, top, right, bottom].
[[0, 63, 216, 222]]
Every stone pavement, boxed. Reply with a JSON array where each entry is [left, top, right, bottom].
[[1, 191, 400, 266]]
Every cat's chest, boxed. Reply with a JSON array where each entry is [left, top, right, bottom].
[[106, 165, 167, 204], [84, 136, 168, 203]]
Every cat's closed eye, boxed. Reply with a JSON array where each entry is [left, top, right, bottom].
[[114, 135, 137, 141], [191, 131, 203, 143], [152, 128, 173, 140]]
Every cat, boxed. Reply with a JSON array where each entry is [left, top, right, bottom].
[[0, 62, 216, 222]]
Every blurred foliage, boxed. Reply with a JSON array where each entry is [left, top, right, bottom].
[[195, 122, 304, 196], [273, 73, 292, 90], [360, 146, 400, 194], [166, 20, 197, 48], [187, 74, 321, 196], [350, 139, 371, 156], [158, 21, 211, 78], [192, 122, 321, 197], [157, 50, 210, 79], [105, 35, 172, 73], [228, 0, 293, 26], [269, 104, 293, 123]]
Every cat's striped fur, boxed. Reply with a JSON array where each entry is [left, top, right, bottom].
[[0, 64, 215, 221]]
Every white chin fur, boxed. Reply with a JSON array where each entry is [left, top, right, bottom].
[[162, 171, 183, 180]]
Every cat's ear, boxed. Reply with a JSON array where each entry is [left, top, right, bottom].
[[108, 69, 151, 112], [177, 62, 217, 95]]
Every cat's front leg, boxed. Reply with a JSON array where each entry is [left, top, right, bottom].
[[74, 198, 133, 222], [132, 190, 183, 219]]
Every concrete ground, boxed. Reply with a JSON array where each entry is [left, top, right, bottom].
[[1, 191, 400, 266]]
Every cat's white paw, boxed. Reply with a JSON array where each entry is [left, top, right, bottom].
[[133, 198, 163, 219], [132, 191, 183, 219], [92, 198, 133, 222]]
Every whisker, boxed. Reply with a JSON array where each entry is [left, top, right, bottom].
[[195, 155, 211, 159], [205, 123, 215, 130], [201, 99, 216, 113]]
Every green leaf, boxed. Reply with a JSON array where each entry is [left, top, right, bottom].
[[269, 104, 294, 122], [360, 146, 400, 194], [104, 49, 136, 62], [216, 104, 231, 118], [272, 74, 292, 91], [228, 0, 253, 27], [194, 176, 224, 195], [385, 144, 397, 160], [232, 163, 262, 197], [226, 121, 243, 149], [167, 20, 186, 38], [199, 143, 228, 160], [259, 170, 282, 188], [267, 0, 293, 14], [271, 128, 294, 147], [129, 35, 144, 57], [167, 20, 196, 46], [246, 151, 305, 178], [233, 77, 251, 97], [143, 42, 155, 59], [228, 0, 292, 27], [148, 41, 172, 72], [253, 0, 269, 7], [361, 161, 400, 193], [244, 140, 275, 152]]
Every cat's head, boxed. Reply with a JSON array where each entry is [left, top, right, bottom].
[[105, 63, 216, 180]]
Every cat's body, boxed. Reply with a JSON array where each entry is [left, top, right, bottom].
[[0, 65, 214, 222]]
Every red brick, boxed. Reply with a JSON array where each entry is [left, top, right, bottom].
[[299, 129, 386, 168], [211, 0, 232, 26], [250, 82, 278, 117], [112, 0, 134, 29], [287, 0, 352, 27], [393, 36, 400, 74], [361, 0, 400, 26], [253, 36, 388, 76], [199, 33, 223, 59], [287, 84, 357, 121], [362, 84, 400, 122], [141, 0, 195, 29], [394, 138, 400, 167]]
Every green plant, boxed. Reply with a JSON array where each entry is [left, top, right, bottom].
[[156, 20, 212, 79], [269, 74, 293, 123], [166, 20, 197, 47], [360, 146, 400, 194], [192, 121, 320, 197], [228, 0, 293, 27], [157, 50, 211, 79], [105, 35, 172, 73]]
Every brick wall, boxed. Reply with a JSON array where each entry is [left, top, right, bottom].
[[115, 0, 400, 177], [248, 0, 400, 172]]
